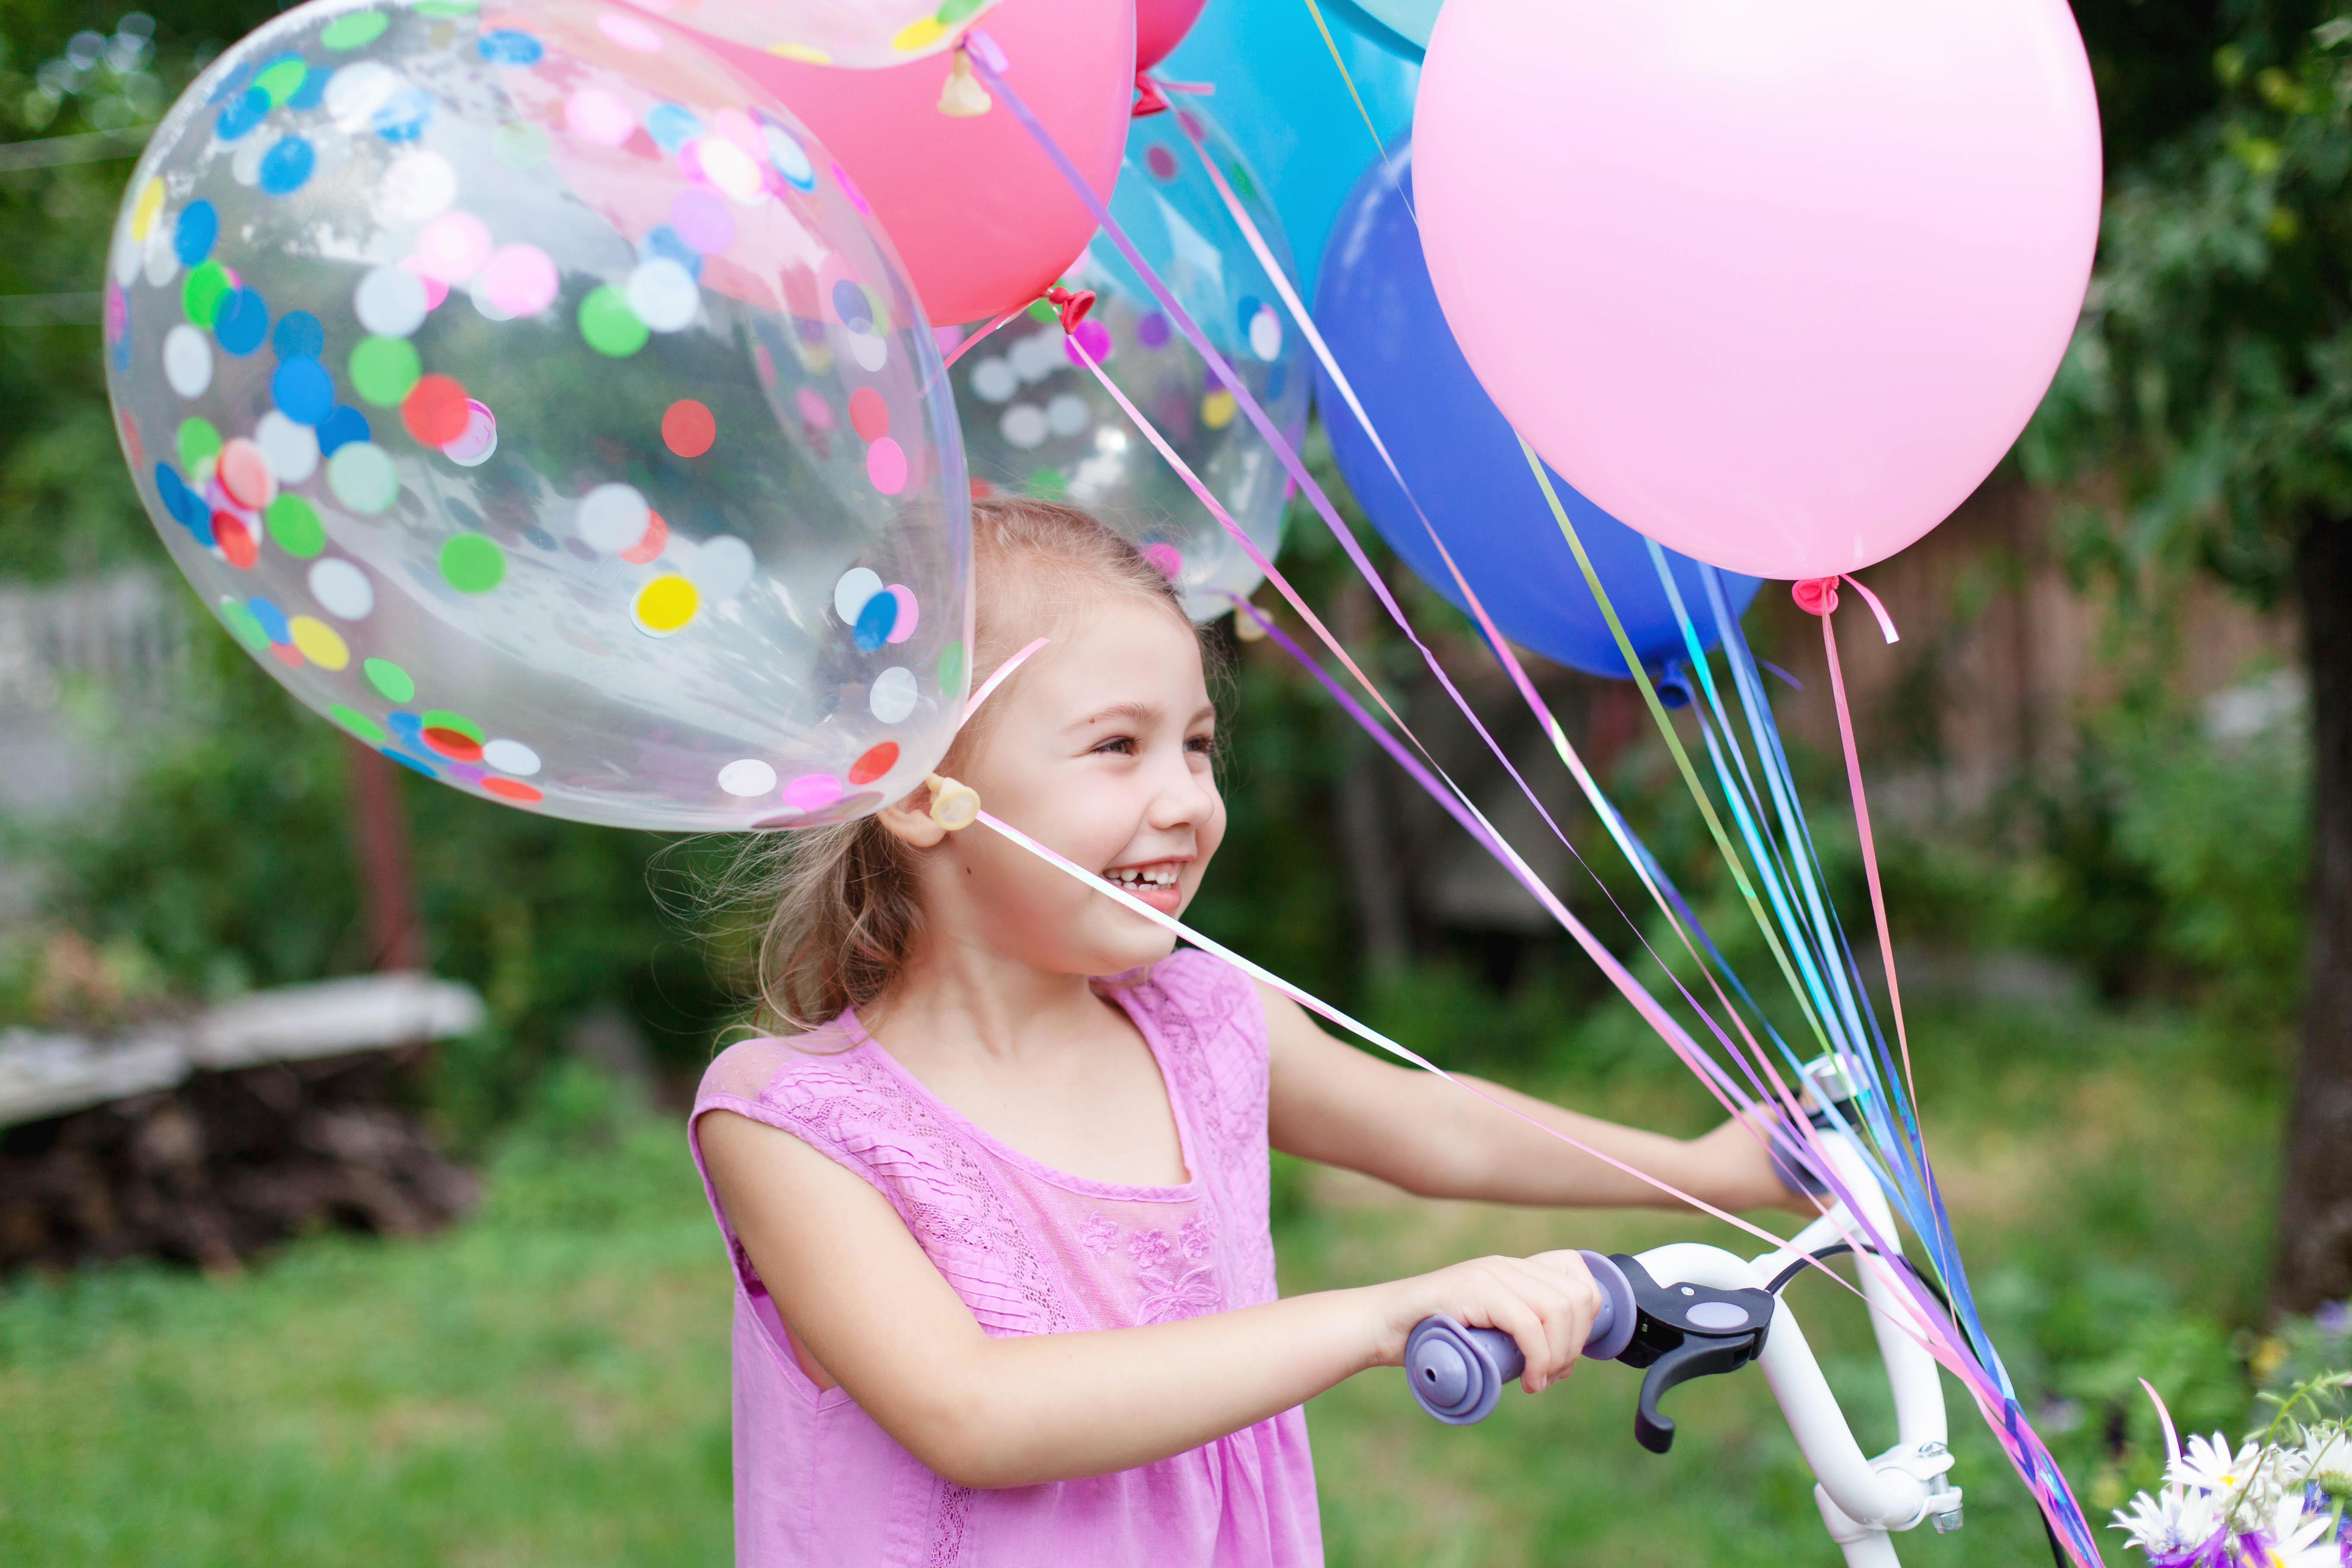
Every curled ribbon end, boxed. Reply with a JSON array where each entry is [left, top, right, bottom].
[[1792, 577, 1841, 617]]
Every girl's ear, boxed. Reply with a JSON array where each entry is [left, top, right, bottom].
[[876, 782, 949, 849]]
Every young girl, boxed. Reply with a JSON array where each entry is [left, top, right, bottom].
[[693, 497, 1802, 1566]]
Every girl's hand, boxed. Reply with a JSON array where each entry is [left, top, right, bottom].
[[1369, 1249, 1604, 1393]]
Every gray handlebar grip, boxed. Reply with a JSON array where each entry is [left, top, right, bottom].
[[1406, 1250, 1636, 1424]]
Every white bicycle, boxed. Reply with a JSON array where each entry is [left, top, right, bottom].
[[1406, 1076, 1964, 1567]]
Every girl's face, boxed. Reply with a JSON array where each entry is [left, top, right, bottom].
[[895, 594, 1224, 981]]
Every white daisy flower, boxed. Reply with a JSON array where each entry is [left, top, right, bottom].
[[2298, 1426, 2352, 1488], [2171, 1432, 2266, 1501], [2112, 1484, 2224, 1556], [2242, 1490, 2339, 1568]]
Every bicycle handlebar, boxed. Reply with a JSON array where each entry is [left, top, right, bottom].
[[1402, 1125, 1964, 1558]]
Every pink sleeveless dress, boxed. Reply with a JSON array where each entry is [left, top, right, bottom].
[[688, 948, 1324, 1568]]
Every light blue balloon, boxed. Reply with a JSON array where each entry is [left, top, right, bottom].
[[1325, 0, 1438, 60], [1159, 0, 1416, 303]]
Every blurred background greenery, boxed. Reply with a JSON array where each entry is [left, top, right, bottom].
[[3, 0, 2349, 1563]]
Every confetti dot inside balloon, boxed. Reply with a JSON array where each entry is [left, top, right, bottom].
[[349, 336, 421, 406], [272, 311, 325, 360], [783, 773, 843, 812], [379, 149, 457, 220], [834, 566, 882, 623], [439, 533, 505, 592], [318, 406, 371, 455], [265, 493, 325, 557], [216, 513, 259, 569], [215, 289, 271, 355], [364, 657, 415, 702], [272, 355, 333, 424], [847, 741, 899, 786], [402, 374, 471, 445], [1145, 145, 1178, 182], [1248, 304, 1283, 362], [1202, 390, 1236, 429], [480, 243, 557, 316], [422, 709, 485, 744], [852, 589, 898, 650], [795, 387, 833, 428], [321, 10, 389, 49], [578, 483, 650, 551], [578, 285, 648, 356], [717, 758, 777, 797], [355, 265, 429, 336], [290, 616, 350, 670], [182, 261, 233, 328], [866, 438, 908, 495], [309, 557, 374, 620], [327, 442, 400, 513], [482, 738, 540, 775], [441, 399, 498, 466], [598, 10, 664, 50], [218, 438, 275, 509], [885, 584, 919, 643], [566, 87, 636, 147], [177, 417, 222, 473], [259, 135, 315, 195], [1144, 543, 1183, 579], [481, 777, 542, 803], [423, 724, 484, 761], [631, 575, 699, 638], [1064, 319, 1111, 367], [847, 387, 889, 442], [688, 535, 753, 597], [247, 596, 291, 645], [477, 27, 543, 64], [1136, 312, 1171, 351], [626, 259, 700, 333], [869, 666, 918, 723], [620, 510, 669, 564], [163, 327, 213, 399], [173, 200, 217, 266], [256, 412, 319, 483], [661, 399, 716, 457], [415, 210, 492, 282], [667, 188, 735, 255], [330, 704, 387, 744]]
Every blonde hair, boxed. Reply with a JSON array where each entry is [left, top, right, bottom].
[[726, 497, 1199, 1037]]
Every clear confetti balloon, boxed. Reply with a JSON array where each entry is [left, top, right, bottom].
[[646, 0, 1004, 70], [947, 102, 1307, 623], [105, 0, 972, 832]]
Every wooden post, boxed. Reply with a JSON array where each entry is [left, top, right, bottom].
[[343, 737, 420, 972]]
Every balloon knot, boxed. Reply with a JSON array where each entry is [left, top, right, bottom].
[[1044, 285, 1096, 335], [1792, 577, 1841, 617], [937, 50, 991, 117], [1132, 71, 1170, 117]]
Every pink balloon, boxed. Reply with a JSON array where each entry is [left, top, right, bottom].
[[1414, 0, 2102, 581], [716, 0, 1133, 325], [1136, 0, 1210, 70]]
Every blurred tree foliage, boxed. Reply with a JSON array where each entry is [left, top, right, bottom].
[[2022, 0, 2352, 1311]]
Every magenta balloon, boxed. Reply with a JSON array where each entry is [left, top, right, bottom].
[[1414, 0, 2102, 581], [719, 0, 1132, 326]]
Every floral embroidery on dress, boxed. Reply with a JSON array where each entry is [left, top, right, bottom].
[[1128, 1226, 1172, 1269], [1179, 1214, 1214, 1262], [1078, 1210, 1121, 1257]]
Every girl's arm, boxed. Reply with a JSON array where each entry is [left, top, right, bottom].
[[1260, 983, 1802, 1212], [699, 1108, 1605, 1488]]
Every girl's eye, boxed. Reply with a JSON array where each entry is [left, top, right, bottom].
[[1186, 733, 1218, 757], [1093, 736, 1137, 756]]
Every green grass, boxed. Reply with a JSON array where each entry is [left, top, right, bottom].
[[0, 1006, 2278, 1567]]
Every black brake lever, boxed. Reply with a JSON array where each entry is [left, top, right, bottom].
[[1608, 1254, 1778, 1454]]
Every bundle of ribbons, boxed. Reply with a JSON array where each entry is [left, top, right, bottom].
[[928, 24, 2108, 1568]]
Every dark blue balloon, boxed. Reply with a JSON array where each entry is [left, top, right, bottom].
[[1313, 140, 1764, 679]]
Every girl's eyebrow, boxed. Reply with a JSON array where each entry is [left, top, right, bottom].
[[1061, 700, 1215, 734]]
